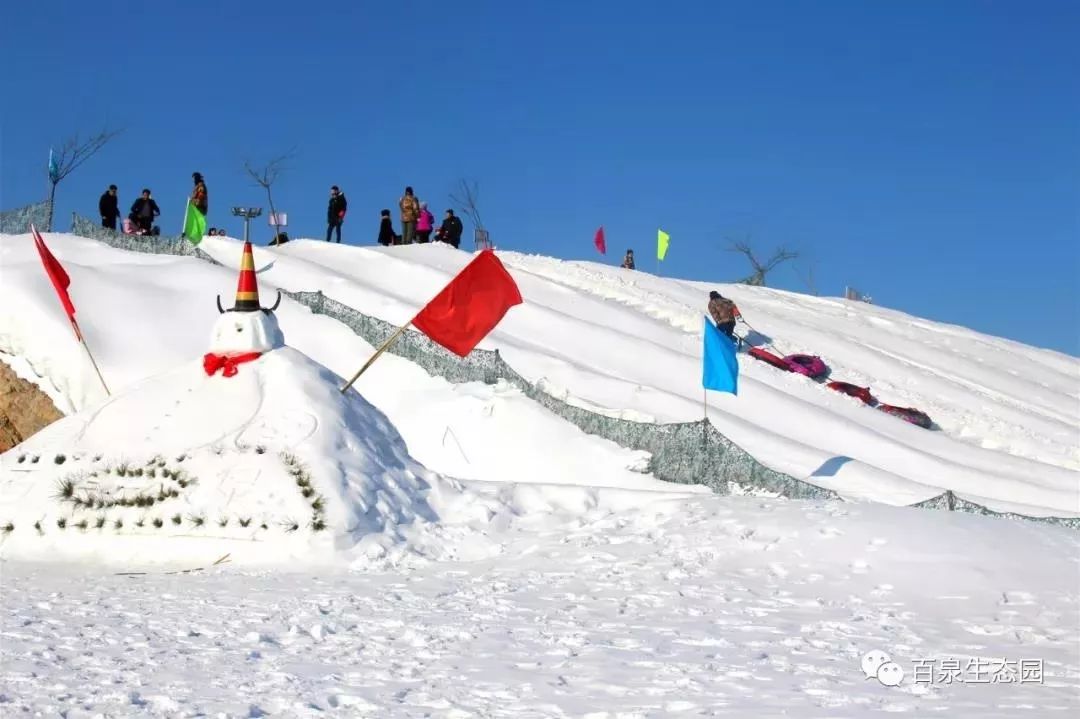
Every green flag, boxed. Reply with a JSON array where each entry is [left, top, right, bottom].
[[183, 200, 206, 245], [657, 228, 670, 261]]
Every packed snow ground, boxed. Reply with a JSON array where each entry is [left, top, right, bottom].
[[3, 497, 1078, 717]]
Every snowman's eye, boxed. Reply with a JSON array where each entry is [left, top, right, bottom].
[[235, 326, 243, 332]]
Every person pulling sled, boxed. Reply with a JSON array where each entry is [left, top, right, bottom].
[[708, 291, 744, 348]]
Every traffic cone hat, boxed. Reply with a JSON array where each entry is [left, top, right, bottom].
[[233, 241, 260, 311], [215, 241, 282, 314]]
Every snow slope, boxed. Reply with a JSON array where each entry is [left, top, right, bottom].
[[1, 232, 1077, 517], [206, 237, 1079, 515], [2, 496, 1078, 716], [1, 231, 1078, 716]]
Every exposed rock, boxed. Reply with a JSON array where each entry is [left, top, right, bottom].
[[0, 361, 62, 453]]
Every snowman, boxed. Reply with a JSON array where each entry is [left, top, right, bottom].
[[204, 241, 285, 377]]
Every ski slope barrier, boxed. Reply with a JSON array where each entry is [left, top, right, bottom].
[[0, 201, 51, 235], [18, 213, 1080, 530]]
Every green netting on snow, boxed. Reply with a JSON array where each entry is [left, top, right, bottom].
[[286, 290, 834, 499], [8, 212, 1075, 529], [70, 213, 222, 266], [0, 201, 51, 234], [911, 492, 1080, 531]]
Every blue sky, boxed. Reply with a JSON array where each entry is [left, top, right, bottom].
[[2, 1, 1077, 354]]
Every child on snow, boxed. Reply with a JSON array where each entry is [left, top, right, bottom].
[[377, 209, 396, 246]]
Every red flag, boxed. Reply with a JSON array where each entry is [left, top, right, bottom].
[[594, 226, 606, 255], [411, 250, 523, 357], [31, 224, 77, 326]]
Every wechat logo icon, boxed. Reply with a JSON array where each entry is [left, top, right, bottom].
[[862, 649, 905, 687]]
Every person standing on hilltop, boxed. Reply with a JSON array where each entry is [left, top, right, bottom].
[[191, 172, 208, 216], [621, 249, 635, 269], [399, 186, 419, 245], [326, 185, 347, 242], [415, 201, 434, 243], [98, 184, 121, 230]]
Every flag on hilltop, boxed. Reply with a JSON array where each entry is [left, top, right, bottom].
[[31, 224, 76, 328], [183, 199, 207, 245], [702, 316, 738, 395], [48, 148, 59, 184], [657, 228, 670, 261], [412, 250, 523, 357], [594, 226, 606, 255]]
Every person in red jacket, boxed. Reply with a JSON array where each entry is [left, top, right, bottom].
[[191, 172, 208, 215]]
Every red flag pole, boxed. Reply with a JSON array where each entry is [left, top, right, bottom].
[[339, 320, 411, 393], [30, 224, 110, 396], [71, 317, 111, 396]]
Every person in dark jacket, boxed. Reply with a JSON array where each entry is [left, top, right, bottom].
[[377, 209, 396, 246], [191, 172, 208, 215], [621, 249, 635, 269], [708, 291, 742, 340], [326, 186, 347, 242], [130, 189, 161, 233], [99, 185, 121, 230], [435, 209, 463, 248]]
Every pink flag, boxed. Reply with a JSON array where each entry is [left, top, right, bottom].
[[594, 226, 606, 255]]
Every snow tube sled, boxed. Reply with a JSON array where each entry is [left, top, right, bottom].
[[783, 354, 829, 379], [748, 347, 792, 371], [826, 381, 877, 406], [877, 404, 933, 429]]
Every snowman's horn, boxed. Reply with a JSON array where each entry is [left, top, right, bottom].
[[216, 295, 226, 314]]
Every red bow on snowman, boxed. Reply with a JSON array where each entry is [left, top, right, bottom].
[[203, 352, 262, 377]]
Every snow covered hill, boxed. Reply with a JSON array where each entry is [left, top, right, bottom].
[[1, 231, 1077, 519], [1, 230, 1078, 716]]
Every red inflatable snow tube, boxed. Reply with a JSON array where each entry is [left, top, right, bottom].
[[783, 354, 829, 379], [826, 381, 877, 406], [748, 347, 791, 371], [877, 404, 933, 429]]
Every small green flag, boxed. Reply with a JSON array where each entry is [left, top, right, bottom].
[[657, 228, 670, 261], [183, 200, 206, 245]]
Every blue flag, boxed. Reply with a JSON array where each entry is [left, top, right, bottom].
[[703, 316, 739, 395], [48, 148, 59, 184]]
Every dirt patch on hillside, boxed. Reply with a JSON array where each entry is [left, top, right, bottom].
[[0, 361, 63, 453]]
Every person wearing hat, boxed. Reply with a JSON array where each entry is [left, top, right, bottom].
[[621, 249, 635, 270], [191, 172, 208, 215], [708, 290, 742, 341], [399, 186, 419, 244], [415, 201, 434, 243], [435, 208, 463, 248], [98, 184, 121, 230]]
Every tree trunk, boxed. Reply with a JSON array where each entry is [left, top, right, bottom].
[[45, 182, 57, 232]]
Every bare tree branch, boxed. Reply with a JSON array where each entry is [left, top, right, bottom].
[[50, 127, 123, 184], [725, 236, 798, 287], [45, 126, 122, 230], [244, 148, 296, 245], [449, 178, 484, 230]]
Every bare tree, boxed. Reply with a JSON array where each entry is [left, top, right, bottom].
[[45, 127, 123, 230], [449, 178, 489, 248], [727, 239, 798, 287], [244, 148, 295, 245]]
